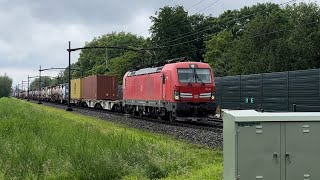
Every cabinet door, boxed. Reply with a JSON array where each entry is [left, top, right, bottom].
[[285, 122, 320, 180], [237, 122, 281, 180]]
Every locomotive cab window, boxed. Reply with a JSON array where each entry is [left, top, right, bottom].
[[195, 69, 212, 83], [177, 68, 211, 84]]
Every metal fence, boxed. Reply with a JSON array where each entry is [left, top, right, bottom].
[[215, 69, 320, 112]]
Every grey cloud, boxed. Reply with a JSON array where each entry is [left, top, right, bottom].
[[0, 0, 294, 85], [1, 0, 271, 26], [1, 0, 161, 25]]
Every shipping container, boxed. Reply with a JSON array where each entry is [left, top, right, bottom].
[[82, 75, 118, 100], [71, 78, 83, 99], [63, 83, 69, 99]]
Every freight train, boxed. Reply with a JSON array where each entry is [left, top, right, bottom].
[[24, 61, 217, 122]]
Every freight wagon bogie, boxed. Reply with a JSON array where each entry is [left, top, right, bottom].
[[123, 103, 169, 120], [80, 99, 122, 111], [70, 99, 82, 106], [123, 103, 216, 122]]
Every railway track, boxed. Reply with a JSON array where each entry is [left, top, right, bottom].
[[28, 99, 223, 131], [129, 115, 222, 132], [24, 99, 223, 148]]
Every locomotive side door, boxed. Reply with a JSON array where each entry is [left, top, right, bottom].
[[162, 73, 166, 99]]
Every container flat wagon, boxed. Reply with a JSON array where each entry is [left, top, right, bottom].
[[79, 75, 121, 111]]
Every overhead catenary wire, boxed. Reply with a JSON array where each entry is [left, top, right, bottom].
[[189, 0, 209, 9], [150, 0, 222, 42], [144, 38, 202, 50], [157, 0, 300, 46], [146, 0, 294, 46], [166, 48, 207, 60], [155, 13, 254, 47], [251, 20, 320, 38], [194, 0, 222, 14], [150, 0, 300, 49], [112, 3, 313, 54], [136, 0, 212, 36], [80, 0, 302, 60], [160, 20, 320, 62], [83, 0, 304, 56], [118, 0, 297, 50], [154, 4, 319, 60]]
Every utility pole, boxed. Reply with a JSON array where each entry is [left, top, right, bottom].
[[66, 41, 73, 111], [21, 80, 24, 98], [26, 75, 39, 101], [27, 75, 30, 101], [21, 80, 28, 99], [34, 65, 81, 110], [65, 40, 142, 111], [38, 66, 42, 104], [17, 84, 20, 99]]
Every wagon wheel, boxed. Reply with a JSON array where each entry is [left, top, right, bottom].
[[114, 104, 121, 112], [138, 110, 143, 117], [82, 102, 88, 108], [123, 105, 129, 114], [95, 104, 103, 110], [131, 108, 137, 116], [157, 112, 169, 121], [169, 112, 176, 122]]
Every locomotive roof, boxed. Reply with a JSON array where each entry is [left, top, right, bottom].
[[127, 61, 209, 77], [128, 66, 164, 76]]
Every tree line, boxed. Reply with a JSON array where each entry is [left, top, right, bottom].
[[31, 2, 320, 87], [0, 74, 12, 98]]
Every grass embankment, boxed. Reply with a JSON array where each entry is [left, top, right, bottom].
[[0, 98, 222, 179]]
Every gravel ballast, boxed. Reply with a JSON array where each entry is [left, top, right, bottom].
[[32, 101, 223, 148]]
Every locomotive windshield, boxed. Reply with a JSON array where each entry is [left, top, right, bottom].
[[178, 68, 212, 84]]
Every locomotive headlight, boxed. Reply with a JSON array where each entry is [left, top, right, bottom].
[[211, 92, 215, 100], [174, 91, 180, 101]]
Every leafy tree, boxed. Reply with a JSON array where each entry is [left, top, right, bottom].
[[285, 3, 320, 70], [230, 3, 289, 74], [30, 77, 53, 90], [72, 32, 150, 81], [107, 52, 142, 83], [205, 2, 320, 76], [205, 30, 235, 76], [204, 3, 320, 75], [150, 6, 196, 60], [0, 74, 12, 98], [189, 14, 216, 61], [59, 32, 152, 84]]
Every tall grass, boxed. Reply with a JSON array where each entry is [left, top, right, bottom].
[[0, 98, 222, 179]]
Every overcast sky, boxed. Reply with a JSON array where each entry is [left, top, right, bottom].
[[0, 0, 302, 87]]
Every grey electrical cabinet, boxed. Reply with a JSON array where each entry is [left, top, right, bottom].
[[223, 110, 320, 180]]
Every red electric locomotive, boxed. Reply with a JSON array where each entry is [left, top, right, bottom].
[[123, 61, 216, 121]]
